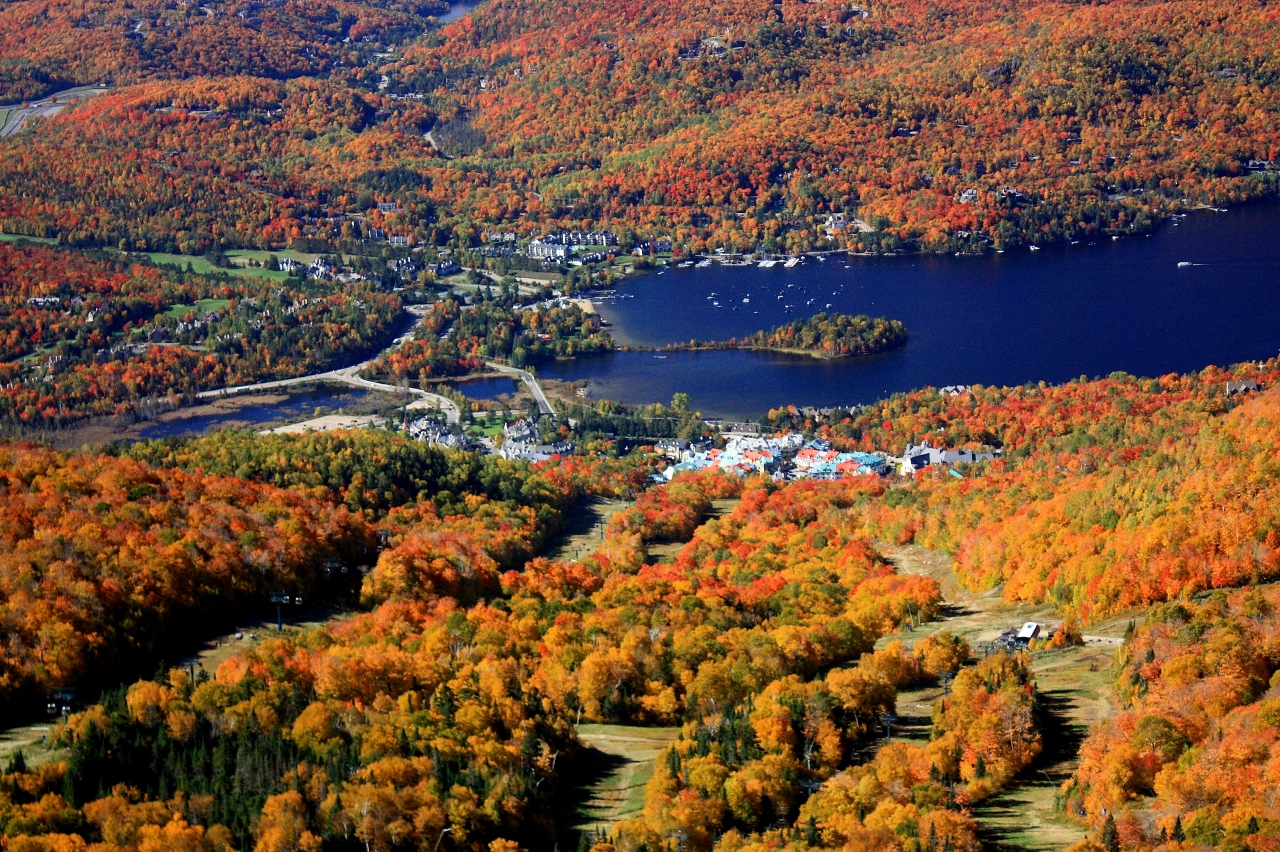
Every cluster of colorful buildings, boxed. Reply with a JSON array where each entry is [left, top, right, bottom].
[[660, 434, 896, 480], [661, 433, 804, 479], [659, 434, 1000, 482], [792, 443, 889, 478]]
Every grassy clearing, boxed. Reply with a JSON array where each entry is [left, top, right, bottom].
[[0, 232, 57, 245], [547, 497, 629, 561], [225, 249, 322, 266], [0, 723, 61, 771], [165, 297, 232, 318], [567, 724, 681, 835], [143, 252, 291, 280]]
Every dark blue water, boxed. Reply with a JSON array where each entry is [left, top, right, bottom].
[[452, 376, 520, 400], [539, 203, 1280, 418], [140, 387, 376, 438]]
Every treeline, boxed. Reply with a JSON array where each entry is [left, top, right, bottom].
[[0, 444, 372, 715], [555, 394, 709, 440], [824, 364, 1280, 622], [660, 313, 907, 358], [1064, 587, 1280, 851], [118, 427, 572, 517]]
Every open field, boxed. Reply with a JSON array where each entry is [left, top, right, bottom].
[[0, 233, 57, 245], [567, 724, 681, 836], [166, 297, 232, 317], [0, 723, 59, 771], [547, 497, 629, 561], [143, 251, 292, 280]]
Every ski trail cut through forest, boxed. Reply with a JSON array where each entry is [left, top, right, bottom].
[[567, 725, 681, 837], [876, 543, 1129, 852]]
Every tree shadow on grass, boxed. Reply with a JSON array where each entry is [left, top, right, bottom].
[[974, 687, 1087, 852], [546, 745, 631, 852]]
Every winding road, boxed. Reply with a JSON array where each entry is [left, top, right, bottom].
[[195, 306, 463, 423], [0, 85, 109, 138], [193, 307, 560, 424]]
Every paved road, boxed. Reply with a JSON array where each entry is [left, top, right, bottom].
[[0, 86, 109, 138], [195, 306, 461, 423], [486, 361, 554, 415], [196, 364, 462, 424]]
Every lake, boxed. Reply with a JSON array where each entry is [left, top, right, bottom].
[[452, 376, 520, 400], [439, 0, 481, 22], [539, 202, 1280, 418]]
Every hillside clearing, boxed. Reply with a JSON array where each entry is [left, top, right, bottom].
[[877, 543, 1127, 852]]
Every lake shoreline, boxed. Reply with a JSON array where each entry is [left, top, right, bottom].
[[618, 341, 907, 360], [542, 199, 1280, 419]]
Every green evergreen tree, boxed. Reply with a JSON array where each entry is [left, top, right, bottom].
[[1101, 814, 1120, 852], [1171, 816, 1185, 843]]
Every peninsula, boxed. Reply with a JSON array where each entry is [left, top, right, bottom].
[[639, 312, 908, 359]]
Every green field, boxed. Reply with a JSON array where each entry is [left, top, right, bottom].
[[143, 252, 291, 280], [569, 724, 681, 833], [166, 298, 232, 318], [464, 410, 521, 439], [0, 232, 58, 245]]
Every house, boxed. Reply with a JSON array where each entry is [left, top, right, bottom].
[[388, 235, 411, 247], [1226, 379, 1261, 395], [500, 441, 573, 461], [655, 439, 690, 460], [504, 418, 539, 444], [148, 326, 170, 343], [900, 441, 1001, 475]]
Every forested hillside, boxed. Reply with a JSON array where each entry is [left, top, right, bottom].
[[0, 0, 448, 101], [1, 361, 1279, 852], [1, 0, 1276, 253]]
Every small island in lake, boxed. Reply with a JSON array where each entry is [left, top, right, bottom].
[[646, 312, 907, 359]]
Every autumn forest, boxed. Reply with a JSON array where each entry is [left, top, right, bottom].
[[0, 0, 1278, 850]]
